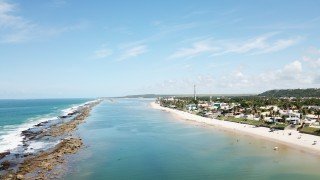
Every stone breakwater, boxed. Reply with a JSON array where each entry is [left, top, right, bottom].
[[0, 99, 102, 180]]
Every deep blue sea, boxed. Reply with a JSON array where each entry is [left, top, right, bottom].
[[0, 99, 91, 152], [65, 99, 320, 180]]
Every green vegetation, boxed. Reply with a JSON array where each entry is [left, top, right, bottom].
[[270, 123, 287, 130], [259, 88, 320, 98], [299, 126, 320, 136], [218, 116, 288, 130], [157, 88, 320, 135], [218, 116, 269, 127]]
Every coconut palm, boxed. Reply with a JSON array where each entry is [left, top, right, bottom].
[[316, 109, 320, 122]]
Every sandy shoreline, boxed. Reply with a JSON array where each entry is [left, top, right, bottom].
[[150, 102, 320, 155]]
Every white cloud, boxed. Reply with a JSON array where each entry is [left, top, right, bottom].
[[254, 37, 301, 54], [0, 0, 14, 14], [169, 33, 301, 59], [93, 47, 113, 59], [303, 47, 320, 68], [0, 1, 31, 29], [0, 0, 84, 43], [283, 60, 302, 73], [148, 60, 319, 94], [169, 40, 218, 59], [118, 45, 147, 61], [307, 47, 320, 55]]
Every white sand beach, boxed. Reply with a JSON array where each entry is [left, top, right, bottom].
[[151, 102, 320, 155]]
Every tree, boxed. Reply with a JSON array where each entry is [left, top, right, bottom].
[[316, 109, 320, 122]]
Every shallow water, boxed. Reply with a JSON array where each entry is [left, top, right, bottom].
[[66, 99, 320, 180]]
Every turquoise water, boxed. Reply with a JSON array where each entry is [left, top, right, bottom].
[[67, 99, 320, 180], [0, 99, 91, 152]]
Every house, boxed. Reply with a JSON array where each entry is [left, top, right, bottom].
[[306, 114, 319, 121], [212, 103, 221, 109], [211, 102, 230, 110], [303, 119, 316, 126], [266, 105, 280, 111], [286, 117, 300, 125], [198, 103, 209, 108], [279, 110, 300, 118], [244, 114, 255, 120], [303, 106, 320, 110], [261, 111, 271, 116], [186, 104, 197, 111], [265, 117, 283, 123], [235, 113, 245, 119], [165, 97, 175, 101], [169, 105, 177, 109]]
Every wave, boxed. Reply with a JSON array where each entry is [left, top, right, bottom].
[[0, 100, 98, 153]]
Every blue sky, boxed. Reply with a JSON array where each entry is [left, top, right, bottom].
[[0, 0, 320, 98]]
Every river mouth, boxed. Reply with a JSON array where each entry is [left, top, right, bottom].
[[65, 99, 320, 179]]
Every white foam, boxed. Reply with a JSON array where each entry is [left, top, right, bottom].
[[0, 99, 98, 153], [0, 116, 55, 152], [25, 140, 61, 153]]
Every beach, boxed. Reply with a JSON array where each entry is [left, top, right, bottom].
[[150, 102, 320, 155]]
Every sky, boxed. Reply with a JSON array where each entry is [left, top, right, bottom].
[[0, 0, 320, 98]]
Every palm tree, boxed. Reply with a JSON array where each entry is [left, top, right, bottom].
[[316, 109, 320, 122]]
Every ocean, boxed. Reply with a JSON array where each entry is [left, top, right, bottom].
[[0, 98, 91, 153], [65, 99, 320, 180]]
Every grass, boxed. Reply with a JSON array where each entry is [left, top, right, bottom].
[[217, 116, 287, 129], [218, 116, 265, 126], [299, 126, 320, 136]]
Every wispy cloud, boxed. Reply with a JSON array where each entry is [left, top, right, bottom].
[[302, 46, 320, 68], [169, 40, 219, 59], [169, 33, 301, 59], [0, 0, 85, 43], [245, 16, 320, 30], [121, 21, 197, 48], [251, 37, 301, 54], [52, 0, 67, 7], [93, 46, 113, 59], [118, 45, 148, 61]]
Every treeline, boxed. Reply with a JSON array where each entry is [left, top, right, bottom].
[[166, 96, 320, 109], [259, 88, 320, 98]]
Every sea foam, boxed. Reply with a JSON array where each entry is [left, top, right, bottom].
[[0, 100, 97, 153]]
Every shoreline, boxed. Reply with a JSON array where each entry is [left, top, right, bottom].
[[0, 99, 102, 179], [150, 102, 320, 155]]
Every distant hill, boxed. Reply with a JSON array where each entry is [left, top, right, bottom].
[[259, 88, 320, 98]]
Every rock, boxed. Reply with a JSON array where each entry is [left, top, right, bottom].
[[17, 174, 24, 179], [0, 160, 10, 170], [0, 151, 10, 159]]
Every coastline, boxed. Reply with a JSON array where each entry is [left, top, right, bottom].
[[150, 102, 320, 155], [0, 99, 102, 179]]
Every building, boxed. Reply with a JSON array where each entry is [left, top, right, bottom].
[[186, 104, 197, 111], [286, 117, 300, 125]]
